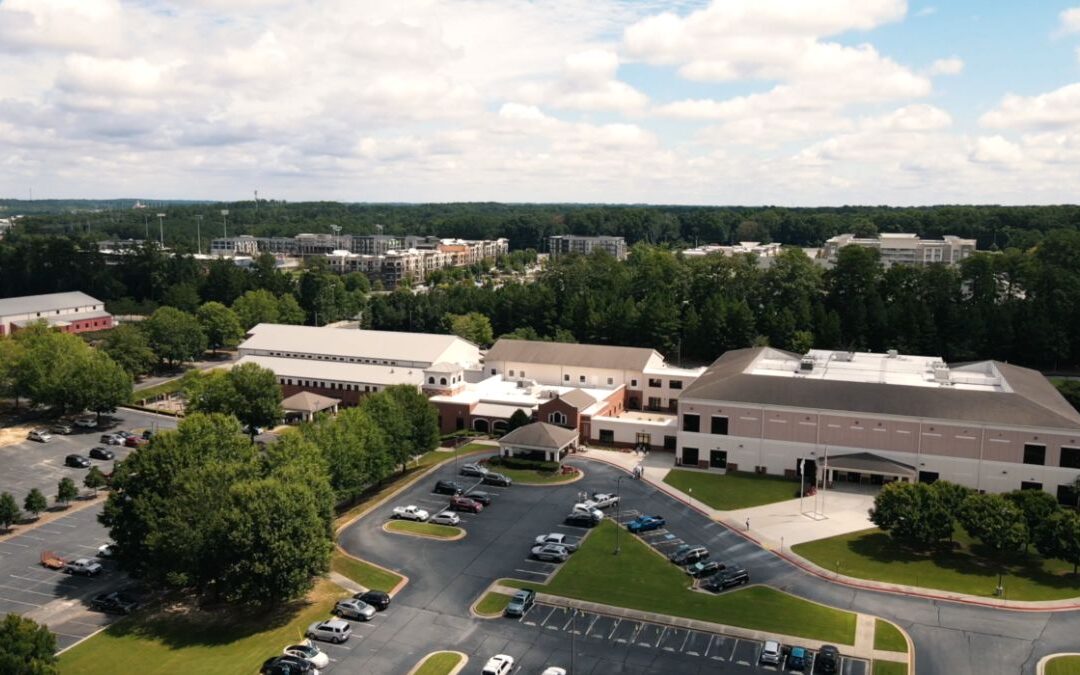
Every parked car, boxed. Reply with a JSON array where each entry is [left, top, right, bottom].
[[306, 619, 352, 643], [89, 447, 115, 461], [759, 640, 783, 666], [65, 558, 103, 576], [465, 490, 493, 505], [283, 641, 330, 669], [704, 566, 750, 591], [626, 515, 665, 533], [482, 654, 515, 675], [541, 669, 567, 675], [115, 430, 135, 439], [261, 655, 318, 675], [27, 429, 53, 443], [100, 433, 123, 445], [333, 598, 375, 621], [430, 511, 461, 526], [588, 492, 620, 509], [97, 543, 115, 558], [482, 472, 512, 487], [65, 454, 91, 468], [571, 503, 604, 521], [390, 505, 429, 521], [459, 463, 489, 477], [449, 495, 483, 513], [125, 436, 149, 448], [433, 480, 465, 495], [90, 591, 139, 615], [504, 589, 535, 617], [686, 560, 722, 578], [530, 544, 571, 562], [668, 544, 709, 566], [564, 511, 601, 528], [534, 533, 578, 551], [787, 646, 809, 671], [814, 645, 840, 674], [50, 423, 73, 435], [74, 417, 98, 429], [353, 590, 391, 611]]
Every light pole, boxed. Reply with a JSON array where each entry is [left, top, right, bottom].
[[195, 215, 203, 254], [614, 475, 624, 555], [221, 209, 229, 238], [156, 213, 166, 247], [143, 214, 149, 240]]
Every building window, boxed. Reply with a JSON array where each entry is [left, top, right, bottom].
[[549, 411, 567, 426], [710, 450, 727, 469], [579, 375, 586, 383], [509, 370, 515, 376], [631, 379, 638, 387], [1021, 481, 1043, 491], [1061, 447, 1080, 469], [647, 396, 662, 410], [683, 414, 700, 433], [564, 374, 570, 382], [711, 416, 729, 435], [599, 430, 614, 444], [428, 377, 435, 384], [682, 447, 699, 465], [664, 435, 677, 450], [1057, 484, 1079, 507], [607, 377, 614, 385], [491, 368, 497, 375], [669, 380, 682, 390], [440, 377, 447, 385], [648, 378, 662, 388], [1023, 443, 1046, 466]]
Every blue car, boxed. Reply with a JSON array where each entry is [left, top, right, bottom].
[[787, 646, 808, 671], [626, 515, 666, 533]]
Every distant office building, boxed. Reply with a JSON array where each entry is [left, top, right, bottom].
[[821, 233, 977, 266], [682, 241, 783, 259], [547, 235, 627, 261], [0, 291, 113, 336]]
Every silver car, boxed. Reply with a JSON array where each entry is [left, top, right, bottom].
[[306, 619, 352, 643], [334, 598, 376, 621], [27, 429, 53, 443], [530, 544, 570, 562]]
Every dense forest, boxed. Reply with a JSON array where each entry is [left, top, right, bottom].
[[6, 200, 1080, 252]]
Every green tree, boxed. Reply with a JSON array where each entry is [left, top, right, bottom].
[[56, 478, 78, 507], [142, 306, 207, 366], [1056, 379, 1080, 413], [84, 466, 108, 495], [161, 282, 201, 313], [185, 363, 282, 435], [73, 351, 133, 422], [101, 324, 156, 377], [385, 384, 440, 464], [1035, 509, 1080, 574], [868, 481, 953, 547], [10, 323, 86, 412], [196, 301, 244, 352], [297, 408, 390, 503], [958, 493, 1027, 556], [0, 613, 59, 675], [23, 489, 46, 520], [0, 493, 20, 532], [1005, 489, 1059, 552], [447, 312, 494, 346], [232, 289, 280, 330], [505, 409, 532, 435], [0, 337, 26, 406], [277, 293, 306, 325]]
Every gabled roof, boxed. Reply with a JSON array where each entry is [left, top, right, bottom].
[[281, 391, 341, 413], [557, 389, 596, 410], [485, 339, 658, 372], [683, 347, 1080, 430], [498, 422, 578, 449], [0, 291, 104, 316], [240, 323, 479, 366]]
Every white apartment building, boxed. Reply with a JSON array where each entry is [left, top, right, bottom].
[[682, 242, 783, 259], [547, 235, 628, 261], [821, 233, 977, 266]]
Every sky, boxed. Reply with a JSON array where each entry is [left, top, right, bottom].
[[1, 0, 1080, 205]]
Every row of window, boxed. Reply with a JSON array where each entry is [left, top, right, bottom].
[[493, 369, 683, 391], [682, 414, 728, 435], [268, 351, 401, 366], [279, 377, 380, 393]]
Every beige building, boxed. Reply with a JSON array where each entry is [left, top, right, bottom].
[[547, 235, 628, 261], [821, 233, 977, 266]]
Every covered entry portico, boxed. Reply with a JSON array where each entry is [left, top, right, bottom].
[[824, 452, 917, 488]]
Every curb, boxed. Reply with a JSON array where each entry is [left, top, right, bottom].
[[469, 588, 513, 619], [382, 521, 466, 541], [406, 651, 468, 675], [1037, 652, 1080, 675]]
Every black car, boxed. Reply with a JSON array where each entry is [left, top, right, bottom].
[[686, 560, 722, 578], [482, 472, 512, 487], [90, 591, 139, 615], [65, 454, 91, 468], [465, 490, 493, 505], [564, 511, 601, 528], [89, 447, 115, 461], [669, 544, 709, 566], [704, 566, 750, 591], [354, 589, 391, 611], [261, 655, 317, 675], [434, 480, 465, 495], [813, 645, 840, 674]]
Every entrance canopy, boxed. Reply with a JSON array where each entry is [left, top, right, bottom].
[[825, 452, 916, 480]]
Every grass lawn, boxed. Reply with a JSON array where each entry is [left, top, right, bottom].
[[474, 591, 514, 616], [1047, 655, 1080, 675], [386, 520, 463, 538], [792, 526, 1080, 601], [872, 661, 907, 675], [331, 548, 403, 592], [874, 619, 908, 653], [413, 651, 464, 675], [60, 578, 346, 675], [502, 520, 856, 645], [662, 469, 800, 510]]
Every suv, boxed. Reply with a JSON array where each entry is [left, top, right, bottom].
[[668, 544, 709, 566], [564, 511, 601, 528], [50, 423, 73, 435], [306, 619, 352, 644], [74, 417, 98, 429], [704, 566, 749, 591], [482, 654, 515, 675], [504, 589, 535, 617], [459, 463, 489, 477], [686, 560, 721, 578], [787, 646, 809, 671], [534, 533, 578, 551], [65, 558, 103, 576], [571, 503, 604, 521], [65, 454, 91, 468], [100, 433, 123, 445], [814, 645, 840, 674], [531, 544, 570, 562], [354, 590, 391, 611], [465, 490, 493, 505], [482, 472, 512, 487], [434, 480, 465, 495], [27, 429, 53, 443], [90, 591, 139, 615], [449, 495, 483, 513], [759, 640, 782, 666], [333, 598, 375, 621]]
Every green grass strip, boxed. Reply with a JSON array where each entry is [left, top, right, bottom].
[[413, 652, 464, 675], [386, 520, 462, 538], [872, 661, 908, 675], [873, 619, 908, 653], [474, 592, 514, 617], [331, 549, 402, 592], [1047, 655, 1080, 675]]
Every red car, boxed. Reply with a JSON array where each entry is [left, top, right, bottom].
[[448, 496, 483, 513], [125, 436, 149, 448]]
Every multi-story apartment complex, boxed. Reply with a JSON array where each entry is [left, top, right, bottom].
[[821, 233, 977, 266], [676, 347, 1080, 501], [682, 241, 783, 259], [547, 235, 628, 261], [0, 291, 113, 336]]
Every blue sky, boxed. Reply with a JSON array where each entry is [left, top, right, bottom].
[[0, 0, 1078, 205]]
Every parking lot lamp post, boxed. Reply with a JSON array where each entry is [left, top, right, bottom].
[[614, 475, 624, 555]]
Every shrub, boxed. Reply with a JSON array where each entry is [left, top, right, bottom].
[[485, 455, 560, 473]]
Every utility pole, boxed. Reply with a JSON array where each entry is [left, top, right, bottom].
[[221, 209, 229, 238], [156, 213, 166, 247], [195, 215, 203, 254], [614, 475, 624, 555]]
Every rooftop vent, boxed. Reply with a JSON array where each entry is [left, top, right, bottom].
[[799, 357, 815, 373], [933, 364, 950, 384], [886, 349, 899, 358], [833, 351, 855, 362]]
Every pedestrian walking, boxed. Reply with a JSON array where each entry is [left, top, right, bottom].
[[745, 517, 751, 531]]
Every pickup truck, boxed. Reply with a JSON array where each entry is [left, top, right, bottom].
[[587, 493, 620, 509], [390, 505, 429, 522], [65, 558, 104, 576], [626, 515, 666, 534]]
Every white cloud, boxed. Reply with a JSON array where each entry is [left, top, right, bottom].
[[980, 83, 1080, 130], [928, 57, 964, 75], [970, 135, 1024, 165], [1059, 7, 1080, 34]]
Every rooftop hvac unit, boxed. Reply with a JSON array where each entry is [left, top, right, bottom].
[[799, 357, 815, 373], [933, 365, 950, 383], [886, 349, 899, 358], [833, 351, 855, 362]]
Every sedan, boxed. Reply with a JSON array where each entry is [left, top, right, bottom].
[[90, 591, 139, 615], [564, 512, 601, 528], [89, 447, 115, 461], [482, 472, 512, 487], [668, 544, 709, 566], [430, 511, 461, 526], [482, 654, 514, 675], [100, 433, 123, 445], [125, 436, 149, 448], [74, 417, 98, 429], [353, 590, 391, 611], [686, 561, 721, 578], [283, 641, 330, 669], [459, 463, 488, 477], [50, 423, 73, 435], [449, 495, 483, 513], [333, 598, 376, 621], [465, 490, 493, 505], [530, 544, 571, 562], [433, 480, 465, 495], [27, 429, 53, 443], [65, 454, 91, 469], [534, 533, 578, 551], [626, 515, 665, 533]]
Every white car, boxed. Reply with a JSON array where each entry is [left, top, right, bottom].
[[97, 543, 115, 558], [571, 503, 604, 521], [533, 533, 578, 551], [542, 669, 567, 675], [65, 558, 103, 576], [283, 640, 330, 669], [430, 511, 461, 526], [27, 429, 53, 443], [482, 654, 515, 675], [589, 493, 620, 509], [74, 417, 98, 429], [759, 640, 782, 665], [391, 505, 430, 522]]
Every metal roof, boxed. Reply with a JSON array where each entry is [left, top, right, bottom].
[[485, 339, 658, 372], [556, 389, 596, 410], [236, 355, 425, 386], [239, 323, 479, 366], [0, 292, 104, 317], [281, 391, 341, 413]]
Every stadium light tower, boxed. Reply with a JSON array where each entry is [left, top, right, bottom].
[[156, 213, 166, 246]]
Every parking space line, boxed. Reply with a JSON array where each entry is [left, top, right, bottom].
[[608, 619, 621, 640], [513, 569, 550, 577], [0, 584, 61, 598], [0, 596, 41, 608], [655, 626, 668, 648], [729, 639, 738, 661], [538, 606, 557, 626], [583, 614, 598, 635], [679, 631, 691, 652], [0, 541, 29, 548], [702, 634, 715, 659]]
